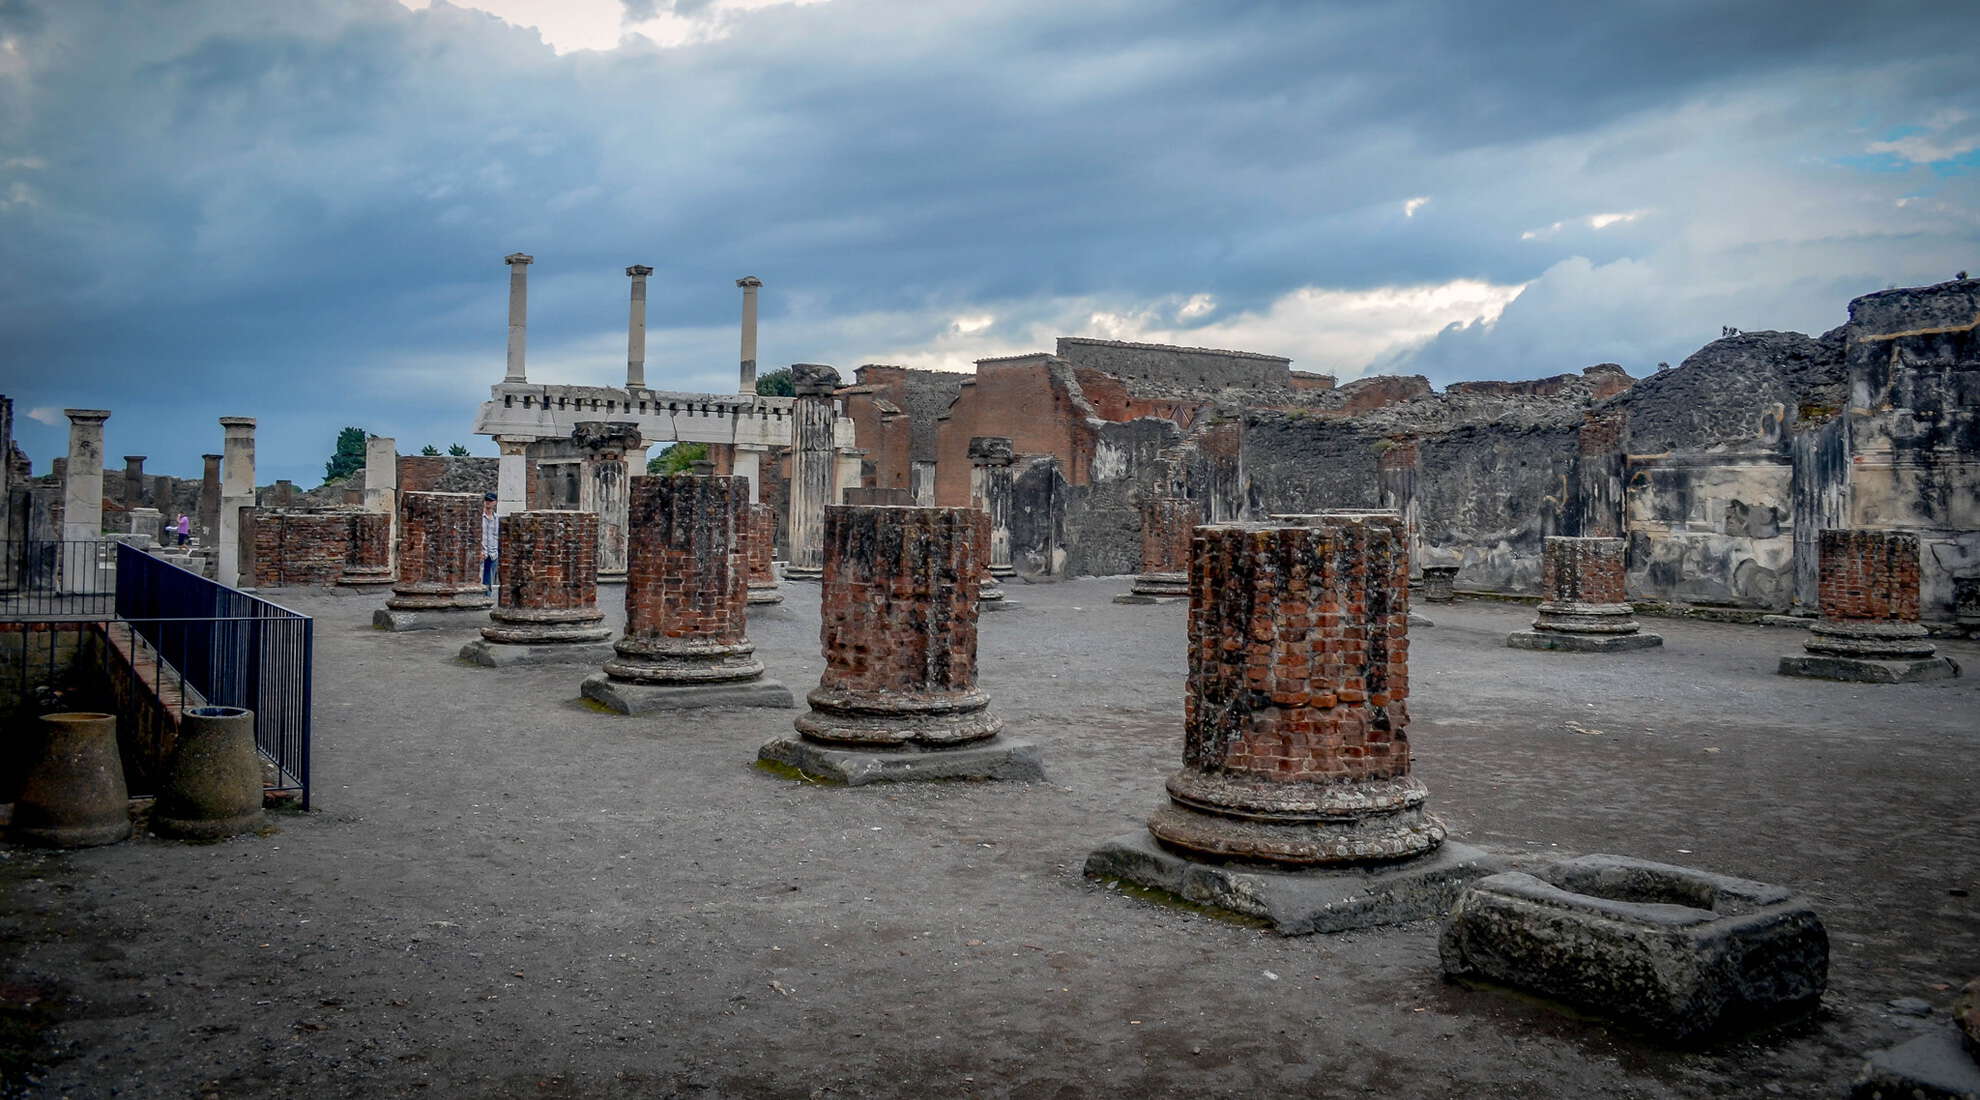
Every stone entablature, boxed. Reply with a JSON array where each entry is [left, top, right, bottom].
[[472, 385, 855, 451]]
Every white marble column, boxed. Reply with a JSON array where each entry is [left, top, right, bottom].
[[736, 276, 761, 395], [784, 364, 840, 580], [61, 409, 110, 542], [626, 264, 652, 389], [504, 252, 532, 384], [216, 416, 256, 589], [734, 444, 766, 504], [573, 422, 642, 582], [968, 437, 1017, 579]]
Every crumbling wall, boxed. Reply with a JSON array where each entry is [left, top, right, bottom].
[[1055, 337, 1290, 393]]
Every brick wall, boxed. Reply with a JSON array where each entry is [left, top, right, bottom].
[[251, 511, 352, 587], [1817, 528, 1921, 622], [818, 505, 985, 696], [1540, 536, 1627, 605]]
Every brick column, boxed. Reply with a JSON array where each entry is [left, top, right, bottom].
[[582, 474, 790, 711], [1573, 406, 1627, 539], [1780, 529, 1957, 682], [375, 491, 492, 628], [968, 437, 1016, 605], [1124, 496, 1196, 599], [744, 501, 783, 605], [462, 511, 614, 666], [760, 505, 1042, 784], [784, 364, 840, 581], [338, 512, 392, 587], [198, 454, 222, 551], [1507, 536, 1661, 652], [1138, 513, 1442, 865], [573, 421, 642, 583]]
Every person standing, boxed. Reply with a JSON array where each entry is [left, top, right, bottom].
[[481, 492, 499, 594], [174, 512, 191, 547]]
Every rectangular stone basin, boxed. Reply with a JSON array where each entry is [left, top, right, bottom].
[[1439, 854, 1828, 1042]]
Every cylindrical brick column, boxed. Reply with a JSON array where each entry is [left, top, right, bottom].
[[338, 512, 393, 587], [745, 501, 783, 605], [784, 364, 841, 581], [386, 492, 494, 611], [1528, 537, 1646, 637], [1804, 529, 1934, 659], [483, 511, 611, 645], [1145, 514, 1441, 865], [1419, 564, 1459, 603], [600, 474, 763, 684], [793, 505, 1002, 747], [1131, 496, 1197, 597], [1574, 407, 1627, 539]]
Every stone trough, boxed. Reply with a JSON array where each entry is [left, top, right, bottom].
[[1440, 854, 1827, 1043]]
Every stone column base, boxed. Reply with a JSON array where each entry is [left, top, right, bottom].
[[1777, 653, 1959, 683], [1151, 772, 1446, 866], [782, 565, 823, 582], [746, 583, 784, 605], [386, 590, 494, 612], [792, 687, 1002, 747], [461, 638, 618, 668], [757, 735, 1043, 786], [337, 568, 393, 588], [580, 672, 794, 713], [373, 608, 491, 632], [1084, 831, 1504, 934], [1130, 572, 1189, 598], [1507, 629, 1664, 653]]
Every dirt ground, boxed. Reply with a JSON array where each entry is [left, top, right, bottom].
[[3, 577, 1977, 1098]]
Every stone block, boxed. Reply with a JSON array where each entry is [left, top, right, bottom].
[[1850, 1024, 1980, 1099], [1440, 854, 1828, 1042], [460, 638, 617, 668], [757, 735, 1044, 786], [1506, 629, 1664, 653], [373, 608, 490, 632], [581, 672, 793, 713], [1085, 831, 1504, 935], [1778, 654, 1960, 683]]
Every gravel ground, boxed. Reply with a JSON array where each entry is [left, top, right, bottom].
[[3, 578, 1977, 1098]]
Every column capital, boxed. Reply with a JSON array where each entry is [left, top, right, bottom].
[[64, 408, 110, 424], [505, 252, 533, 266], [219, 416, 257, 429], [626, 264, 653, 277], [736, 275, 762, 289], [123, 455, 147, 464], [967, 436, 1015, 465], [202, 453, 223, 462]]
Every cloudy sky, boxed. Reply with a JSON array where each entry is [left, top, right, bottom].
[[4, 0, 1976, 485]]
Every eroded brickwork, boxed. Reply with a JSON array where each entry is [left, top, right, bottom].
[[744, 501, 782, 603], [252, 513, 350, 587], [793, 505, 1001, 746], [1147, 514, 1442, 864], [341, 512, 391, 585], [1540, 537, 1627, 606], [1133, 497, 1196, 596], [484, 510, 609, 645], [601, 474, 761, 683], [386, 492, 491, 610], [1817, 529, 1921, 622]]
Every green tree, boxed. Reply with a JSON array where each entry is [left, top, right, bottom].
[[420, 444, 441, 456], [755, 368, 795, 397], [323, 426, 369, 484], [646, 442, 709, 475], [447, 443, 471, 456]]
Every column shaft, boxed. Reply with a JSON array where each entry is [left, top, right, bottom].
[[216, 417, 256, 589], [784, 364, 841, 579], [503, 253, 533, 384], [61, 410, 109, 543]]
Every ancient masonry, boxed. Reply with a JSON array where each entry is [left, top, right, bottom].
[[461, 510, 615, 668], [1505, 536, 1663, 653], [581, 474, 792, 712], [967, 436, 1015, 606], [1779, 529, 1959, 683], [783, 364, 842, 581], [1117, 496, 1196, 603], [372, 491, 494, 631], [744, 501, 783, 605], [1086, 512, 1498, 934], [339, 512, 392, 588], [758, 505, 1044, 785]]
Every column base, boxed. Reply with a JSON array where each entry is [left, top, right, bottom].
[[756, 735, 1044, 786], [783, 565, 823, 582], [580, 672, 794, 713], [461, 638, 618, 668], [374, 608, 491, 632], [385, 590, 494, 612], [793, 688, 1003, 747], [336, 569, 393, 589], [746, 585, 785, 605], [1113, 592, 1185, 605], [1777, 654, 1960, 683], [1506, 629, 1663, 653], [1130, 573, 1189, 598], [1084, 831, 1503, 934]]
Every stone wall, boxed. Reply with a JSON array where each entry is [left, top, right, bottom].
[[1055, 337, 1291, 394], [251, 511, 355, 587]]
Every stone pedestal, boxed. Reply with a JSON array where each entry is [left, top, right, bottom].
[[151, 706, 264, 841], [11, 712, 130, 849], [128, 507, 163, 541], [1117, 496, 1196, 603], [374, 491, 492, 631], [1780, 530, 1958, 683], [1086, 514, 1484, 932], [783, 364, 841, 581], [61, 409, 109, 542], [463, 510, 614, 667], [968, 437, 1016, 608], [581, 474, 791, 711], [1507, 537, 1662, 653], [759, 505, 1040, 784], [338, 512, 393, 587], [1419, 564, 1459, 603], [744, 501, 784, 605], [573, 421, 642, 583]]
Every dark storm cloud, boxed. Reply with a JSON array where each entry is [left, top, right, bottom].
[[1, 0, 1976, 481]]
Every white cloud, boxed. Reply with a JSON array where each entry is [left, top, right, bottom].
[[396, 0, 830, 53], [950, 313, 994, 335], [1175, 294, 1216, 321], [1521, 210, 1648, 240], [1403, 196, 1429, 218], [25, 406, 61, 426]]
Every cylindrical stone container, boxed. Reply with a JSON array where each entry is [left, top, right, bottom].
[[1146, 515, 1444, 865], [386, 492, 493, 611], [152, 706, 263, 841], [1131, 496, 1197, 597], [793, 505, 1003, 747], [601, 474, 763, 684], [484, 511, 611, 645], [745, 502, 784, 605], [12, 712, 132, 848]]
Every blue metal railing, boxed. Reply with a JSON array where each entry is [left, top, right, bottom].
[[113, 544, 313, 808]]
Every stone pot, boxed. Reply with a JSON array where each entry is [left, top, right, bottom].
[[151, 706, 264, 841], [12, 712, 132, 849]]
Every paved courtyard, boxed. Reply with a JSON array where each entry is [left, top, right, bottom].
[[3, 579, 1977, 1098]]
